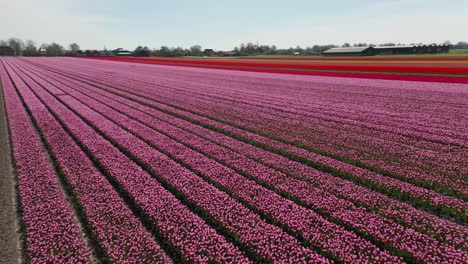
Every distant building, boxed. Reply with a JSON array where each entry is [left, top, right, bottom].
[[222, 50, 241, 57], [0, 46, 15, 56], [38, 48, 47, 56], [373, 45, 416, 55], [323, 44, 450, 56], [99, 50, 113, 56], [112, 48, 133, 56], [323, 47, 375, 56]]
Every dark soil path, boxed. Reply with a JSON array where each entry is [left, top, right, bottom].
[[0, 79, 20, 264]]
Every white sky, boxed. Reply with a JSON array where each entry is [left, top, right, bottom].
[[1, 0, 467, 50]]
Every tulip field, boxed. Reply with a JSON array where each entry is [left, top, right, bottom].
[[87, 56, 468, 84], [0, 57, 467, 263]]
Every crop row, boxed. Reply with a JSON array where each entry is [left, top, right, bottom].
[[28, 58, 467, 221], [3, 58, 253, 263], [10, 58, 468, 262], [91, 70, 465, 192], [6, 58, 330, 263], [20, 58, 468, 250], [0, 60, 91, 262]]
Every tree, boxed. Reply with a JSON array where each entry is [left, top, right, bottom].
[[22, 40, 38, 56], [294, 45, 303, 54], [353, 43, 367, 47], [454, 41, 468, 49], [239, 43, 246, 54], [270, 45, 277, 54], [342, 43, 351, 48], [245, 42, 256, 55], [189, 45, 202, 56], [173, 47, 186, 57], [8, 38, 24, 56], [159, 46, 171, 57], [134, 46, 151, 57], [69, 43, 80, 53], [45, 43, 64, 56]]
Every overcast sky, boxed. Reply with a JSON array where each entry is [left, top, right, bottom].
[[1, 0, 468, 50]]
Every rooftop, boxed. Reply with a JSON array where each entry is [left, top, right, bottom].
[[323, 47, 371, 53]]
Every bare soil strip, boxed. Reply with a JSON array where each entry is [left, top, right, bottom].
[[0, 76, 20, 264]]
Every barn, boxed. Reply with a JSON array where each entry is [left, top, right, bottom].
[[324, 44, 450, 56], [322, 47, 375, 56], [373, 46, 416, 55]]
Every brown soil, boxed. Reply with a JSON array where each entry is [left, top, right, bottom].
[[0, 79, 20, 263]]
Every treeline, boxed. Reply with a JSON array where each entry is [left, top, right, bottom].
[[0, 38, 77, 56], [2, 37, 468, 57]]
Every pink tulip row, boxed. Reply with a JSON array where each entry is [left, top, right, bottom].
[[0, 60, 91, 262], [38, 61, 466, 221], [3, 59, 173, 263], [7, 57, 467, 263], [57, 69, 467, 251], [68, 80, 468, 250], [18, 59, 467, 262], [46, 61, 466, 186], [35, 60, 467, 199], [59, 78, 468, 262], [33, 65, 402, 263], [163, 88, 466, 178], [157, 70, 466, 140], [97, 77, 465, 195], [5, 59, 251, 263], [114, 66, 466, 186], [13, 59, 333, 263], [30, 56, 468, 143], [156, 73, 467, 145]]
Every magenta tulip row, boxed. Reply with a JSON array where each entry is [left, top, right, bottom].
[[35, 60, 466, 220], [14, 59, 467, 262], [3, 58, 252, 263], [4, 57, 467, 263], [5, 60, 175, 263], [44, 61, 466, 188], [0, 61, 91, 262], [6, 59, 330, 263], [21, 59, 468, 251], [33, 65, 402, 262], [104, 79, 465, 192], [35, 59, 467, 199], [74, 73, 468, 250]]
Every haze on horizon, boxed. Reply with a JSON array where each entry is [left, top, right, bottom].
[[1, 0, 467, 51]]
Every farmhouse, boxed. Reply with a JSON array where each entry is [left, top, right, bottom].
[[323, 47, 375, 56], [0, 46, 15, 56]]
